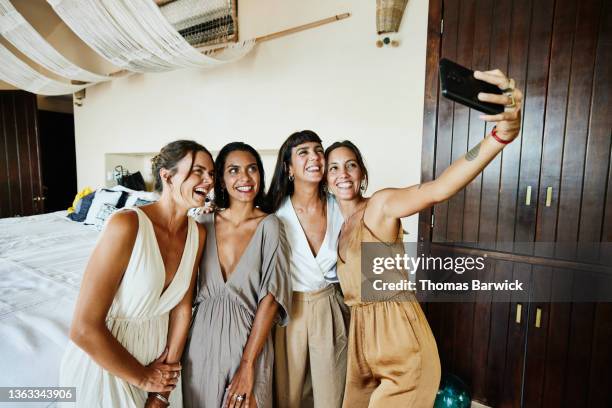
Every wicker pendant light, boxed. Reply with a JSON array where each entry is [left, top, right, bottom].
[[376, 0, 409, 34]]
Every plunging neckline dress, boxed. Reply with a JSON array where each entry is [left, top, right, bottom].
[[182, 213, 291, 408], [59, 207, 199, 408]]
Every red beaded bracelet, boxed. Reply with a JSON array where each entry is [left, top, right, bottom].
[[491, 126, 512, 144]]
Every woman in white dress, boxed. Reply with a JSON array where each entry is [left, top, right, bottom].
[[59, 140, 212, 408]]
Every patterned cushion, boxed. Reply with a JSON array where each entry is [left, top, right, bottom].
[[134, 198, 153, 207], [93, 203, 118, 231]]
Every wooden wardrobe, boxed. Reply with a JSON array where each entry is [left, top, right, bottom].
[[418, 0, 611, 406]]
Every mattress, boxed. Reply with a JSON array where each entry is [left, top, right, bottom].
[[0, 211, 99, 407]]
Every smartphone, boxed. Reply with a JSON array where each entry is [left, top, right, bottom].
[[439, 58, 504, 115]]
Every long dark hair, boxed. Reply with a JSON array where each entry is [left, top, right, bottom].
[[151, 140, 212, 192], [214, 142, 267, 210], [266, 130, 325, 212], [324, 140, 369, 192]]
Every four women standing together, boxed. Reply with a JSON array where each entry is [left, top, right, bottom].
[[60, 68, 523, 407]]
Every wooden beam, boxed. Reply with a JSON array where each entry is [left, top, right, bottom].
[[106, 13, 351, 77]]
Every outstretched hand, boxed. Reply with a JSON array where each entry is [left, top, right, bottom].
[[474, 69, 523, 142]]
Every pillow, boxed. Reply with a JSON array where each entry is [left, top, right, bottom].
[[109, 185, 159, 207], [84, 189, 125, 225], [124, 191, 159, 207], [92, 203, 118, 231], [67, 191, 96, 222], [67, 187, 93, 214]]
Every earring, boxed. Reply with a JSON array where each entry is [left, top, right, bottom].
[[360, 181, 366, 191], [288, 174, 295, 182]]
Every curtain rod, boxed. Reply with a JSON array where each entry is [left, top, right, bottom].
[[108, 12, 351, 78]]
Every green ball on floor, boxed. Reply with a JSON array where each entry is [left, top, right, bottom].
[[434, 372, 471, 408]]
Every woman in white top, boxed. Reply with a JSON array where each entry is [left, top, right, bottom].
[[59, 140, 210, 408], [267, 130, 348, 408]]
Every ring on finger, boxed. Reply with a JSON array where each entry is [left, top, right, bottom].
[[502, 78, 515, 93], [504, 92, 516, 109], [236, 394, 245, 402]]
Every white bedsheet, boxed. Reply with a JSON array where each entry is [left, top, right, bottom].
[[0, 211, 98, 407]]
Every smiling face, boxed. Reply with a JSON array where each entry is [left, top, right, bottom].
[[326, 146, 364, 201], [162, 150, 214, 209], [222, 150, 261, 205], [288, 141, 325, 184]]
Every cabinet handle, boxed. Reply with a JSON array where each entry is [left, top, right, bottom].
[[535, 307, 542, 328], [525, 186, 532, 206], [515, 303, 522, 324], [545, 187, 553, 207]]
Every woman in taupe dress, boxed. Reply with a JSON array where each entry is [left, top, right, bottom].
[[182, 142, 291, 408], [326, 69, 522, 407]]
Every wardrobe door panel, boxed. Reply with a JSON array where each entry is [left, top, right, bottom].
[[512, 0, 555, 251], [432, 0, 460, 243], [555, 0, 602, 255], [0, 91, 42, 217], [477, 0, 512, 248], [534, 0, 577, 256]]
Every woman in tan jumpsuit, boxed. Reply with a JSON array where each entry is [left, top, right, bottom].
[[325, 69, 523, 407]]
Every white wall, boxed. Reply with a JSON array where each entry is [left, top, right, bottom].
[[74, 0, 430, 239]]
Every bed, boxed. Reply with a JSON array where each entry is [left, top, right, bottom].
[[0, 211, 99, 407]]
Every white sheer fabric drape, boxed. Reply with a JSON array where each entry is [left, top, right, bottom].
[[0, 41, 87, 95], [0, 0, 109, 83], [47, 0, 254, 73]]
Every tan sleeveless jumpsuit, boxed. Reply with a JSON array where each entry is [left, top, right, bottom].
[[336, 218, 441, 408]]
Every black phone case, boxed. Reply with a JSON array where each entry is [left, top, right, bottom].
[[439, 58, 504, 115]]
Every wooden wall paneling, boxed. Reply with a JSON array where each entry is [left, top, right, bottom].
[[555, 0, 602, 255], [428, 246, 456, 375], [511, 0, 555, 404], [603, 148, 612, 265], [495, 0, 531, 254], [499, 263, 531, 408], [484, 261, 513, 407], [432, 0, 460, 243], [447, 0, 478, 384], [512, 0, 555, 251], [470, 257, 495, 403], [534, 0, 577, 256], [462, 0, 494, 244], [557, 0, 602, 405], [466, 3, 497, 402], [564, 303, 596, 406], [587, 303, 612, 406], [522, 266, 552, 407], [2, 92, 22, 216], [478, 0, 512, 249], [541, 268, 573, 406], [445, 0, 476, 243], [418, 0, 442, 255], [419, 0, 442, 347], [577, 0, 611, 260], [579, 7, 611, 404]]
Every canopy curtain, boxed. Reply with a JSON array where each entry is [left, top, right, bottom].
[[0, 41, 87, 95], [47, 0, 254, 73], [0, 0, 109, 83]]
